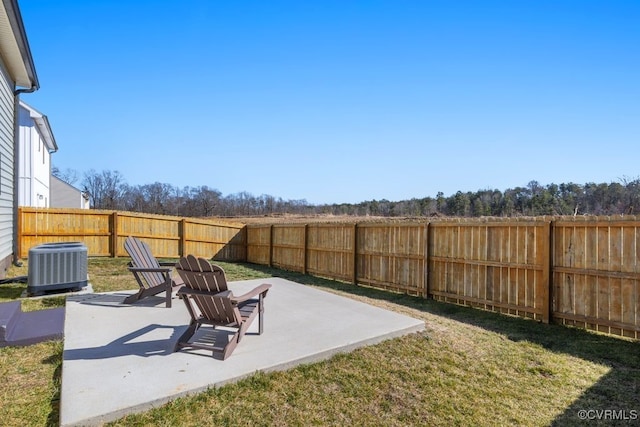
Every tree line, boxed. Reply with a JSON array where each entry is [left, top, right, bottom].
[[53, 167, 640, 218]]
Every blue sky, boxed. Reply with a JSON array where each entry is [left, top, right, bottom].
[[19, 0, 640, 205]]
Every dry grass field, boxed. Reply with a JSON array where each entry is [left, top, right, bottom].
[[214, 214, 425, 224]]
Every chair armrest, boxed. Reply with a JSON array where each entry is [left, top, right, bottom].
[[128, 267, 172, 273], [230, 283, 272, 303], [177, 287, 232, 298], [158, 261, 177, 267], [171, 275, 185, 288]]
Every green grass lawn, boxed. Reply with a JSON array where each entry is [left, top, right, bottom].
[[1, 258, 639, 426]]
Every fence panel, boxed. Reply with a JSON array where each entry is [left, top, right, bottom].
[[183, 219, 245, 261], [19, 208, 112, 257], [553, 218, 640, 339], [306, 223, 355, 282], [271, 224, 305, 272], [428, 220, 550, 322], [116, 212, 181, 258], [246, 225, 272, 265], [356, 223, 426, 296]]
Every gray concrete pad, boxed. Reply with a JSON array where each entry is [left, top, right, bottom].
[[60, 278, 425, 426]]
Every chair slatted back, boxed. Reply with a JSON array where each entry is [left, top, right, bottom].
[[124, 236, 165, 290], [176, 255, 239, 325], [195, 295, 236, 325]]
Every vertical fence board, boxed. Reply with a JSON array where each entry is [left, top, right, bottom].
[[621, 278, 635, 334], [586, 274, 598, 325]]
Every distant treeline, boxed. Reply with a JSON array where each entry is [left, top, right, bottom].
[[55, 167, 640, 218]]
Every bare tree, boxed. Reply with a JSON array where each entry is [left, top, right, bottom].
[[82, 169, 126, 209], [179, 186, 222, 217], [52, 165, 80, 185]]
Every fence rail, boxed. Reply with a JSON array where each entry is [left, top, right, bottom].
[[17, 208, 640, 339]]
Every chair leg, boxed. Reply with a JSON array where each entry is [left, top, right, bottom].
[[219, 330, 241, 360], [258, 294, 265, 334], [174, 321, 198, 352], [123, 290, 142, 304], [165, 282, 172, 308]]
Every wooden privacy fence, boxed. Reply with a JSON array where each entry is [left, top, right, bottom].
[[17, 208, 640, 339], [18, 208, 246, 260], [247, 217, 640, 339]]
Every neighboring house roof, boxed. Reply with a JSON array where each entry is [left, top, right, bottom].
[[19, 100, 57, 152], [0, 0, 39, 90]]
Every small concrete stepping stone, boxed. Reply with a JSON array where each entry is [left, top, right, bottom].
[[0, 301, 64, 347]]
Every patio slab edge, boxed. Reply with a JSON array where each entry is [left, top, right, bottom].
[[65, 321, 425, 427]]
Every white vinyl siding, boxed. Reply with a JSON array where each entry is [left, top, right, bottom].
[[0, 62, 15, 261]]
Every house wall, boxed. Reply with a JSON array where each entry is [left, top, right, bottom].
[[51, 176, 89, 209], [17, 104, 50, 207], [0, 62, 15, 275]]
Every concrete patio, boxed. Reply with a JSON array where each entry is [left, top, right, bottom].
[[60, 277, 425, 426]]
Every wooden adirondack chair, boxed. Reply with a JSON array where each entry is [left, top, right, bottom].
[[174, 255, 272, 360], [123, 236, 183, 308]]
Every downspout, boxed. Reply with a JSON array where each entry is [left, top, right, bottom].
[[12, 91, 24, 265]]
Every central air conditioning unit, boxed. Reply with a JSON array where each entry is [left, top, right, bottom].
[[27, 242, 88, 296]]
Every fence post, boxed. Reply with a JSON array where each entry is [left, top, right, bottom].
[[16, 207, 22, 260], [242, 225, 248, 262], [179, 219, 186, 257], [540, 220, 552, 323], [424, 221, 430, 298], [352, 223, 358, 285], [110, 212, 118, 257], [546, 220, 554, 324], [302, 224, 308, 274], [268, 224, 273, 267]]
